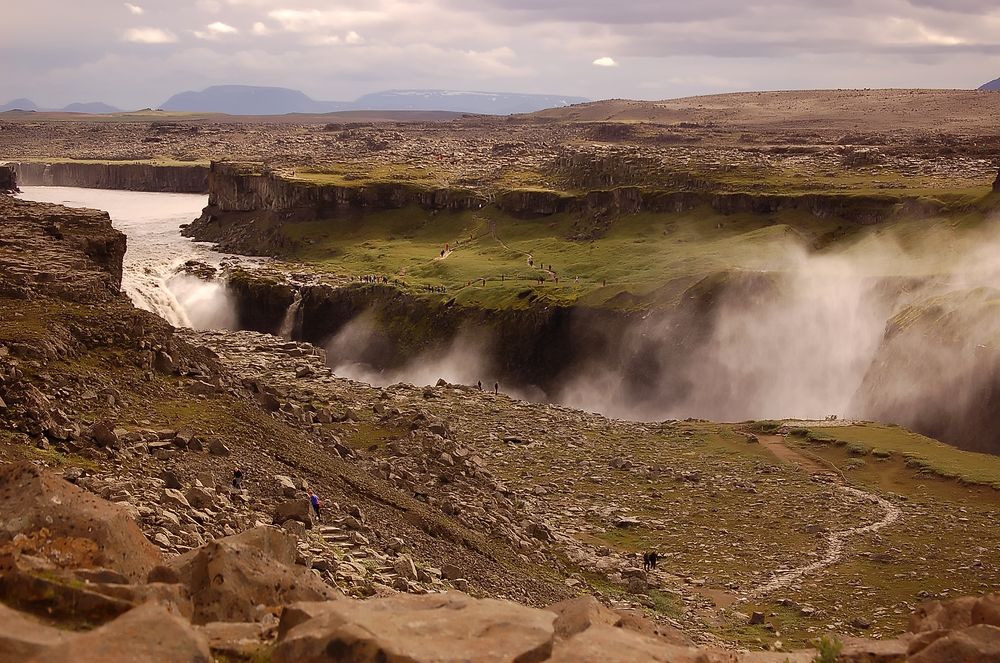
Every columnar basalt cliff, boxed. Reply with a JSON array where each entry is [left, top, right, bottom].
[[185, 161, 935, 255], [8, 161, 209, 193], [0, 164, 17, 194]]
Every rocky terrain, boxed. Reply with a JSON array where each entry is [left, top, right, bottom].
[[2, 175, 1000, 661]]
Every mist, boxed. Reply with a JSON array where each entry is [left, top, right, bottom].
[[326, 313, 496, 389]]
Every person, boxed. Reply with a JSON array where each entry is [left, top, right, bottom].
[[477, 380, 483, 390], [310, 492, 321, 522], [494, 381, 499, 395], [232, 468, 243, 490]]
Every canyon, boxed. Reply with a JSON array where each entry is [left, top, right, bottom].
[[2, 90, 1000, 661]]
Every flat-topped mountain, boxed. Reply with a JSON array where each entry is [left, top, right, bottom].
[[160, 85, 588, 115], [0, 98, 122, 113], [981, 76, 1000, 91]]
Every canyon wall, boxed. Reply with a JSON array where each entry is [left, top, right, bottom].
[[184, 161, 938, 255], [0, 164, 17, 193], [9, 161, 209, 193]]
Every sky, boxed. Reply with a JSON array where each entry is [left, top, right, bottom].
[[2, 0, 1000, 108]]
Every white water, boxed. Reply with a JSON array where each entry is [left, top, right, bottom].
[[17, 186, 250, 330]]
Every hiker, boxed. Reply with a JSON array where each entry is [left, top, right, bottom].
[[310, 492, 321, 521], [232, 468, 243, 490], [643, 551, 659, 571], [477, 380, 483, 391], [494, 381, 499, 395]]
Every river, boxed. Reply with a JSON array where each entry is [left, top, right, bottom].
[[17, 186, 254, 329]]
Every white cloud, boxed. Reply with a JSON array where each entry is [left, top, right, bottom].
[[268, 8, 387, 32], [194, 21, 239, 39], [251, 21, 271, 35], [592, 56, 618, 67], [124, 3, 144, 15], [123, 27, 177, 44], [345, 30, 364, 45]]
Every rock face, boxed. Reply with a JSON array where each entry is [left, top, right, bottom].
[[0, 462, 161, 582], [9, 161, 209, 193], [168, 526, 338, 623], [0, 165, 17, 193], [994, 167, 1000, 192], [0, 195, 127, 298]]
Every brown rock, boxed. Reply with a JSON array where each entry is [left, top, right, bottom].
[[547, 595, 691, 646], [908, 624, 1000, 663], [0, 601, 72, 662], [550, 624, 732, 663], [196, 621, 268, 659], [273, 499, 314, 529], [273, 592, 555, 663], [974, 595, 1000, 628], [838, 635, 910, 662], [168, 526, 338, 624], [28, 602, 212, 663], [911, 596, 976, 632], [0, 462, 160, 582]]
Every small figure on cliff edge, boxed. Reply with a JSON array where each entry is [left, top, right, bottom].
[[477, 380, 483, 391], [310, 492, 322, 522], [494, 381, 499, 395]]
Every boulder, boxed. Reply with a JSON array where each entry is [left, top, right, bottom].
[[90, 422, 119, 448], [0, 602, 72, 662], [208, 439, 231, 456], [550, 624, 715, 663], [28, 602, 212, 663], [168, 526, 338, 624], [275, 474, 298, 497], [196, 621, 267, 660], [273, 592, 555, 663], [908, 624, 1000, 663], [273, 499, 314, 529], [547, 595, 691, 646], [0, 462, 161, 582], [910, 594, 1000, 633]]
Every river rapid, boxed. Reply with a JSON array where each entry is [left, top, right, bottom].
[[17, 186, 253, 329]]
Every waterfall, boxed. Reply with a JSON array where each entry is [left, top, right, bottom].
[[279, 290, 303, 339]]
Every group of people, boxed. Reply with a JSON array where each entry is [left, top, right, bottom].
[[355, 274, 391, 284], [476, 380, 500, 394]]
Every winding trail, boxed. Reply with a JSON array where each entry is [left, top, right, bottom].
[[741, 435, 902, 601]]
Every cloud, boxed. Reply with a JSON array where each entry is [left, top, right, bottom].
[[122, 27, 178, 44], [251, 21, 271, 35], [193, 21, 239, 39], [592, 56, 617, 67], [124, 3, 144, 15], [345, 30, 364, 45]]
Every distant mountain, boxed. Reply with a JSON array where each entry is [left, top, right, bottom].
[[0, 98, 40, 112], [159, 85, 588, 115], [62, 102, 121, 114], [161, 85, 349, 115], [0, 98, 121, 113], [352, 89, 590, 115], [980, 77, 1000, 91]]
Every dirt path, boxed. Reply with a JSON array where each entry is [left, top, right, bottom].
[[489, 220, 557, 279], [740, 435, 901, 601]]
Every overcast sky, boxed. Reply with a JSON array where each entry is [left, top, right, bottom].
[[2, 0, 999, 108]]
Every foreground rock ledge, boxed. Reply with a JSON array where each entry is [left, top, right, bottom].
[[1, 462, 998, 662]]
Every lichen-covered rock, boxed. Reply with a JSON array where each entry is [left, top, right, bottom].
[[0, 462, 161, 582]]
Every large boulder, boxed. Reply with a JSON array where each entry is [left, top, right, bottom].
[[168, 526, 338, 624], [908, 624, 1000, 662], [547, 595, 691, 646], [273, 592, 556, 663], [27, 603, 212, 663], [0, 463, 160, 582], [273, 499, 314, 529], [911, 594, 1000, 632], [0, 602, 72, 663]]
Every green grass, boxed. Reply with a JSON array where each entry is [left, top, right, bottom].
[[792, 424, 1000, 488]]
